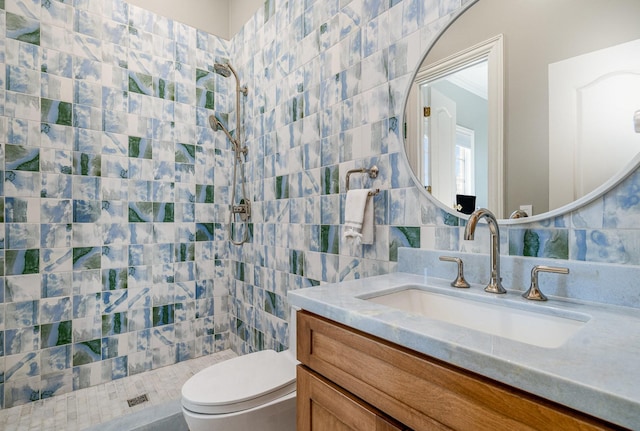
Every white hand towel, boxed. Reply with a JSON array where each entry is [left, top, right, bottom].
[[343, 189, 374, 245]]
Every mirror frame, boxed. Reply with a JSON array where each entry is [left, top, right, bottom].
[[400, 0, 640, 224]]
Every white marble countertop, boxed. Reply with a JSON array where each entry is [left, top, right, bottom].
[[288, 272, 640, 429]]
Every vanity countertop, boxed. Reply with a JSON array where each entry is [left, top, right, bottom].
[[288, 272, 640, 429]]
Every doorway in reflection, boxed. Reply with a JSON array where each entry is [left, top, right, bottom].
[[416, 60, 489, 210]]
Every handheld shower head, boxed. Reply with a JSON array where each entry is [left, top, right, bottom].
[[209, 115, 244, 155], [208, 115, 222, 131]]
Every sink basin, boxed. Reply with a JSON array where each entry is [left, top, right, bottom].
[[364, 286, 589, 348]]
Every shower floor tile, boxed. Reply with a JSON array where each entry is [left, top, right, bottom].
[[0, 350, 237, 431]]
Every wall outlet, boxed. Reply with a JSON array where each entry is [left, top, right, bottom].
[[520, 204, 533, 216]]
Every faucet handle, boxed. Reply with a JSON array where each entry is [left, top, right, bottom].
[[522, 265, 569, 301], [439, 256, 470, 288]]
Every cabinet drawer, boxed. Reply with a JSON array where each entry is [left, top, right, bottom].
[[297, 310, 620, 431], [297, 366, 408, 431]]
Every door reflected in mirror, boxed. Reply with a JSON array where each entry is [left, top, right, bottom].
[[412, 59, 489, 212], [406, 33, 503, 215], [403, 0, 640, 219]]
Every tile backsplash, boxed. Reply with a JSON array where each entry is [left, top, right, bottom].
[[1, 0, 639, 409]]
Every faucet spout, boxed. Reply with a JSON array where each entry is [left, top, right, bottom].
[[464, 208, 506, 294]]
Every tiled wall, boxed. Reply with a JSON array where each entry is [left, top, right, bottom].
[[0, 0, 235, 408], [227, 0, 640, 355], [2, 0, 640, 410]]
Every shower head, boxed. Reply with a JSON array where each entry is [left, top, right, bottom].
[[210, 61, 248, 160], [213, 62, 232, 78], [213, 61, 248, 96]]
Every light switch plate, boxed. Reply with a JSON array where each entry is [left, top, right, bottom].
[[520, 204, 533, 217]]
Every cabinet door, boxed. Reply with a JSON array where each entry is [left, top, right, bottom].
[[298, 310, 616, 431], [297, 365, 407, 431]]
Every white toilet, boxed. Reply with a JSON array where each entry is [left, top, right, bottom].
[[181, 312, 298, 431]]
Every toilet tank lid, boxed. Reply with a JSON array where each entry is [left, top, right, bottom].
[[181, 349, 296, 413]]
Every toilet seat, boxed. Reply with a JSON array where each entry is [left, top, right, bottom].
[[181, 350, 297, 415]]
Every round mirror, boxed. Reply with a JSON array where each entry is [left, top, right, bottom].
[[403, 0, 640, 220]]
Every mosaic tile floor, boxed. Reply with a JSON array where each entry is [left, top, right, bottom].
[[0, 350, 237, 431]]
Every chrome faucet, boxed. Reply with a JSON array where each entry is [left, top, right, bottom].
[[463, 208, 506, 294]]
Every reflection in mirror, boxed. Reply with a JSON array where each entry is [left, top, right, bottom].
[[418, 62, 489, 209], [549, 38, 640, 209], [406, 35, 502, 215], [404, 0, 640, 220]]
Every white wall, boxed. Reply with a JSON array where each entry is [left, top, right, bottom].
[[125, 0, 262, 39], [229, 0, 263, 37]]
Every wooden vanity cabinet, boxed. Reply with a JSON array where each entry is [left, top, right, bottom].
[[296, 310, 622, 431]]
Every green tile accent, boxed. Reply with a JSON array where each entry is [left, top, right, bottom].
[[264, 291, 276, 315], [264, 0, 275, 22], [129, 136, 152, 159], [176, 243, 195, 262], [175, 143, 195, 163], [6, 12, 40, 45], [156, 78, 175, 100], [234, 261, 245, 281], [389, 226, 421, 262], [320, 225, 339, 254], [5, 249, 40, 275], [41, 99, 72, 126], [292, 95, 303, 122], [196, 184, 214, 203], [41, 321, 73, 348], [253, 329, 265, 351], [516, 229, 569, 259], [195, 68, 215, 91], [152, 305, 174, 326], [196, 88, 215, 109], [196, 223, 214, 241], [73, 153, 101, 176], [522, 230, 541, 257], [276, 175, 289, 199], [443, 212, 460, 226], [5, 145, 40, 172], [290, 249, 304, 276], [545, 231, 569, 259], [128, 72, 153, 96], [73, 247, 101, 270], [128, 202, 153, 222], [73, 339, 102, 366], [153, 202, 174, 222], [103, 313, 128, 335], [398, 226, 421, 246], [103, 268, 128, 290], [196, 68, 209, 82], [322, 165, 339, 194]]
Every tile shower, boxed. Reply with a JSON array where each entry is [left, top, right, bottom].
[[1, 0, 640, 415], [1, 0, 233, 409]]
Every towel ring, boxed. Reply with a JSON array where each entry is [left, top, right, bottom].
[[345, 165, 380, 196]]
